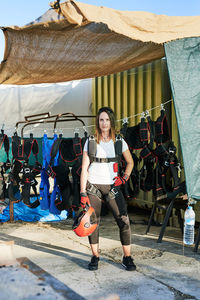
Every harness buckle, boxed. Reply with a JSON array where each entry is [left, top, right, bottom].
[[86, 182, 102, 199], [164, 160, 169, 167], [110, 187, 119, 196], [24, 168, 31, 174], [30, 179, 35, 185], [168, 147, 175, 155], [6, 182, 10, 188], [106, 186, 119, 201], [87, 183, 94, 194]]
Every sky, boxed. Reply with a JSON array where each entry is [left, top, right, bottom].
[[0, 0, 200, 61]]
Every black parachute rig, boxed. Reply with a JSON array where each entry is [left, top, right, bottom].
[[7, 132, 42, 208], [46, 114, 88, 213], [0, 127, 11, 201]]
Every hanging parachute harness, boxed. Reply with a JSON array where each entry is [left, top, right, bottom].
[[8, 133, 42, 208], [0, 130, 11, 200], [153, 109, 185, 200], [46, 132, 88, 211]]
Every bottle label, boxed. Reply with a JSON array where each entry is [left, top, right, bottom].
[[183, 224, 194, 245], [185, 219, 195, 226]]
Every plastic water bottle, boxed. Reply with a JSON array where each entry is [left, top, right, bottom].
[[183, 206, 195, 245]]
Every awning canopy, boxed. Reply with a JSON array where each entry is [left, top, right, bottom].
[[0, 0, 200, 85]]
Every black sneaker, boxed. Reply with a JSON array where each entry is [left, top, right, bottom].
[[88, 255, 99, 271], [122, 256, 136, 271]]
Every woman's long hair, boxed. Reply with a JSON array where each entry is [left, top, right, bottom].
[[95, 107, 116, 143]]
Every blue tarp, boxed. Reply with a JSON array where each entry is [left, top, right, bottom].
[[0, 197, 68, 223], [0, 136, 68, 222], [165, 37, 200, 199]]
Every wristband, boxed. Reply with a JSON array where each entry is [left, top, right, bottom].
[[123, 173, 129, 181]]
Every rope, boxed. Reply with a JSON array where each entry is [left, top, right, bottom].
[[2, 98, 173, 136]]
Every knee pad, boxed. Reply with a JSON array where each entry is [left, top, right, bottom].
[[116, 214, 130, 230]]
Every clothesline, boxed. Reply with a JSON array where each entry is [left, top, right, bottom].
[[1, 98, 173, 136], [116, 98, 172, 124]]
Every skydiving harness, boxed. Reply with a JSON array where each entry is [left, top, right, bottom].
[[137, 109, 182, 198], [120, 120, 142, 198], [0, 130, 11, 199], [121, 113, 156, 193], [153, 140, 182, 200], [88, 134, 122, 165], [47, 132, 85, 178], [86, 134, 123, 201], [120, 108, 183, 198], [46, 132, 88, 210], [8, 132, 42, 208], [153, 109, 183, 200], [39, 133, 61, 214], [139, 113, 156, 192], [0, 130, 10, 162]]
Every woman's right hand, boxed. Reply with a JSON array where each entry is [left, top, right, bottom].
[[80, 192, 90, 208]]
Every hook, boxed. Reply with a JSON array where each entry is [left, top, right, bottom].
[[122, 117, 128, 125], [13, 127, 17, 136], [140, 112, 145, 119], [145, 110, 150, 118], [160, 103, 165, 111]]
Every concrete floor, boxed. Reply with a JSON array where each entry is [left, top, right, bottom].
[[0, 208, 200, 300]]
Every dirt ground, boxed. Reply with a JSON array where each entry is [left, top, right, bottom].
[[0, 207, 200, 300]]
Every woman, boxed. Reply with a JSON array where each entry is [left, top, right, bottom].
[[80, 107, 136, 271]]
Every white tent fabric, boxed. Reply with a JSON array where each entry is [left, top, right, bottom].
[[0, 80, 93, 137]]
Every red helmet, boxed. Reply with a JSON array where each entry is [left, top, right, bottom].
[[72, 204, 97, 237]]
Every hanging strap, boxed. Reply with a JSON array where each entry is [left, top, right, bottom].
[[49, 137, 62, 165], [154, 109, 170, 144], [73, 133, 83, 157], [139, 117, 148, 145], [0, 134, 10, 161]]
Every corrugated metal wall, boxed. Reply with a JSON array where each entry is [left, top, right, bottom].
[[92, 58, 171, 127], [92, 58, 183, 211]]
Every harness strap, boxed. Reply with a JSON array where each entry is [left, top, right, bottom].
[[0, 133, 10, 161], [86, 182, 121, 202], [114, 134, 123, 156], [86, 182, 102, 199], [88, 135, 97, 157], [49, 136, 62, 165], [88, 134, 122, 167], [90, 157, 119, 163], [139, 117, 148, 144], [147, 115, 155, 150], [73, 133, 82, 157], [154, 109, 170, 144], [120, 122, 128, 138], [106, 186, 120, 201]]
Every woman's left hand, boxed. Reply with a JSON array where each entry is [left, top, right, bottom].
[[113, 174, 129, 186]]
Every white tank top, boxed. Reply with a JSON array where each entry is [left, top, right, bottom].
[[83, 138, 128, 184]]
